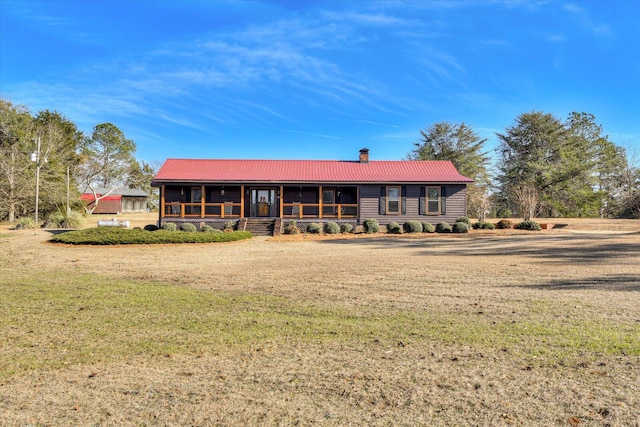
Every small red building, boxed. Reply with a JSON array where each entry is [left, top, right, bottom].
[[81, 188, 148, 214]]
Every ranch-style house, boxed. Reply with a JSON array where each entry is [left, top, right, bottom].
[[151, 149, 472, 235]]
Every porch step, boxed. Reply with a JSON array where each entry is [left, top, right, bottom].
[[244, 218, 276, 236]]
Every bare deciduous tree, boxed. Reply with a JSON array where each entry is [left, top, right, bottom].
[[512, 184, 539, 221]]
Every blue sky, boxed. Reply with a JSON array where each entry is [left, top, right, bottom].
[[1, 0, 639, 166]]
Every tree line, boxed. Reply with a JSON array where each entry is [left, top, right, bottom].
[[409, 112, 639, 220], [0, 98, 157, 223], [2, 97, 638, 223]]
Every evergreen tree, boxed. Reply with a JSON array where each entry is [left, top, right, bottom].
[[409, 122, 491, 219]]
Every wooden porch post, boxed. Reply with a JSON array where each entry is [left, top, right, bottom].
[[160, 185, 165, 218], [201, 185, 205, 218], [279, 185, 283, 218], [241, 185, 245, 218], [357, 186, 360, 221], [319, 185, 323, 219]]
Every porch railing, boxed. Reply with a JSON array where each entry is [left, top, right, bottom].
[[282, 203, 358, 219], [163, 202, 242, 218], [162, 202, 358, 219]]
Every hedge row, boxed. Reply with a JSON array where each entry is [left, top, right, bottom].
[[50, 227, 253, 245]]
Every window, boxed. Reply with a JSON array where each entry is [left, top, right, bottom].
[[426, 187, 440, 214], [420, 186, 446, 215], [387, 186, 401, 214]]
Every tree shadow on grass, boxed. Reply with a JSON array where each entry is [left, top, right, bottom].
[[519, 275, 640, 292], [320, 234, 639, 265]]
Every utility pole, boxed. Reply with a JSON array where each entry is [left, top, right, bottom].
[[31, 137, 42, 224], [67, 166, 71, 215]]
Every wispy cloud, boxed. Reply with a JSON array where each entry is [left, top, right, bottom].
[[546, 33, 566, 43], [275, 128, 340, 140], [564, 3, 612, 36]]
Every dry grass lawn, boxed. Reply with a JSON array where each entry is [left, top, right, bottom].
[[0, 214, 639, 426]]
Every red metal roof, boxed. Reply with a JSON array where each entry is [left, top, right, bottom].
[[152, 158, 473, 184]]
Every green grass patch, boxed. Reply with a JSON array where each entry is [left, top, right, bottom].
[[2, 272, 638, 378], [49, 227, 252, 244]]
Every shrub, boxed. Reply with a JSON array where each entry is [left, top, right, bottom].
[[14, 217, 36, 230], [223, 220, 236, 231], [199, 224, 214, 232], [452, 222, 469, 233], [324, 222, 340, 234], [473, 221, 495, 230], [180, 223, 197, 232], [340, 223, 354, 233], [50, 227, 253, 245], [144, 224, 159, 231], [283, 223, 299, 234], [306, 222, 321, 234], [403, 221, 423, 233], [496, 219, 513, 229], [43, 211, 84, 229], [386, 221, 401, 234], [455, 216, 471, 227], [515, 220, 542, 231], [161, 222, 177, 231], [435, 222, 452, 233], [284, 220, 299, 235], [422, 222, 435, 233], [363, 218, 379, 234]]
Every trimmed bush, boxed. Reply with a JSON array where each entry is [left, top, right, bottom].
[[283, 225, 299, 235], [496, 219, 513, 229], [386, 221, 401, 234], [455, 216, 471, 227], [161, 222, 177, 231], [180, 223, 197, 232], [452, 222, 469, 233], [50, 227, 253, 245], [403, 221, 423, 233], [324, 221, 340, 234], [283, 220, 299, 235], [435, 222, 452, 233], [422, 222, 435, 233], [306, 222, 321, 234], [363, 218, 379, 234], [144, 224, 159, 231], [199, 224, 214, 232], [340, 223, 354, 234], [473, 221, 495, 230], [515, 220, 542, 231], [223, 220, 236, 231]]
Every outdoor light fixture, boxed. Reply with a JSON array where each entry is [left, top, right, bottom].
[[221, 186, 225, 196]]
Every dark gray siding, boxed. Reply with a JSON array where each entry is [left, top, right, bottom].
[[358, 184, 467, 225]]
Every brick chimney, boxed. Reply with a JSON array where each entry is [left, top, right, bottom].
[[359, 148, 370, 163]]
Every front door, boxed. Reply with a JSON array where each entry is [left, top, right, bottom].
[[251, 188, 276, 217], [322, 188, 336, 216], [191, 188, 202, 215]]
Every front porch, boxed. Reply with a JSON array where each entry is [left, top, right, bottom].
[[159, 184, 359, 221]]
